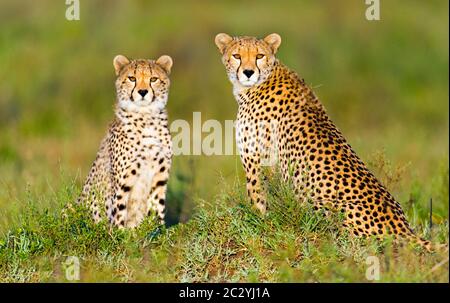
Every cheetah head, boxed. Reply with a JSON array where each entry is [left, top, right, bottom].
[[113, 55, 173, 111], [215, 33, 281, 90]]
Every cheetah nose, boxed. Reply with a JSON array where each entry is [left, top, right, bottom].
[[138, 89, 148, 97], [243, 69, 254, 78]]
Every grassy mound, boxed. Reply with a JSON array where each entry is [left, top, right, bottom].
[[0, 175, 448, 282]]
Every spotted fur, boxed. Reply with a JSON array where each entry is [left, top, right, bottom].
[[76, 55, 173, 228], [215, 33, 436, 250]]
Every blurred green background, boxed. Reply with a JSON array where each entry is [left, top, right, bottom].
[[0, 0, 448, 228]]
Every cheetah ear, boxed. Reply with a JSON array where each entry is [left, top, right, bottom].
[[156, 55, 173, 75], [113, 55, 130, 76], [263, 33, 282, 54], [215, 33, 233, 54]]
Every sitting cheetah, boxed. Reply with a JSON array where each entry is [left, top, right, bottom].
[[215, 33, 435, 250], [76, 55, 173, 228]]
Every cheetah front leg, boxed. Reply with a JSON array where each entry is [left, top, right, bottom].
[[108, 157, 149, 228], [241, 154, 267, 214], [147, 157, 171, 225], [108, 176, 134, 228], [238, 119, 281, 214], [237, 121, 269, 214]]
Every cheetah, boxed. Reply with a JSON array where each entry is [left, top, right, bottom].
[[215, 33, 437, 250], [76, 54, 173, 228]]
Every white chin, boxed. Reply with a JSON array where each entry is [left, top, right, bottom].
[[239, 80, 257, 87], [135, 98, 152, 105]]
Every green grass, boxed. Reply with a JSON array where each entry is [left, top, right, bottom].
[[0, 172, 447, 282]]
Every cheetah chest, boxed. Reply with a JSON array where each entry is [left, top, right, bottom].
[[235, 93, 284, 166], [119, 120, 172, 226]]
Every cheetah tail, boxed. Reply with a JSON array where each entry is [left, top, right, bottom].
[[405, 232, 448, 253]]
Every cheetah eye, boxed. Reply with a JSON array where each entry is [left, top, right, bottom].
[[128, 76, 136, 82], [150, 77, 158, 83], [232, 54, 241, 60], [256, 54, 265, 59]]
